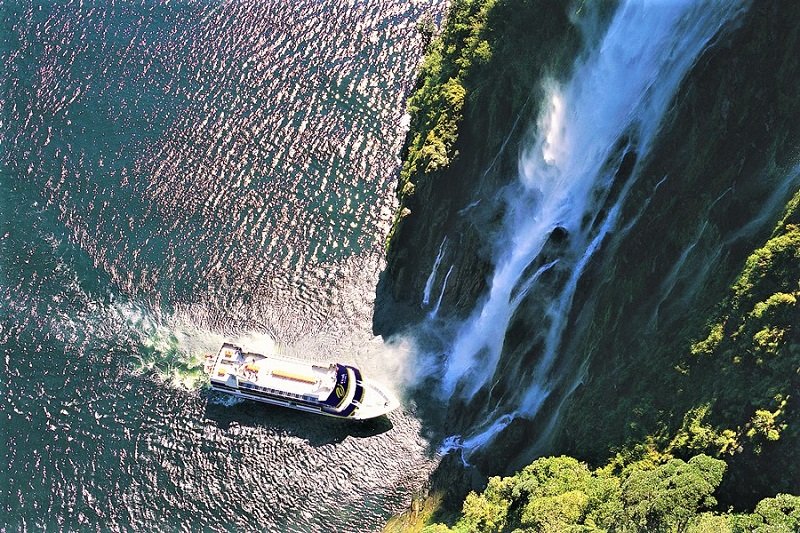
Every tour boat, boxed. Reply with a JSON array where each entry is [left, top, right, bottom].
[[204, 343, 400, 419]]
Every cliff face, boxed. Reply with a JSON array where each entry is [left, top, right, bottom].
[[376, 0, 585, 330], [547, 2, 800, 506], [380, 0, 800, 508]]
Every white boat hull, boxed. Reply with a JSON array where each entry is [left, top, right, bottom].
[[205, 343, 399, 420]]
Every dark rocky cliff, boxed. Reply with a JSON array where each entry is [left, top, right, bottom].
[[550, 1, 800, 507], [376, 0, 585, 331], [379, 0, 800, 510]]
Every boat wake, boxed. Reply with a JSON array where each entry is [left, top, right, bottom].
[[115, 302, 278, 390]]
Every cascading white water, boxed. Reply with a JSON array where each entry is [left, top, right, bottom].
[[422, 237, 448, 307], [429, 264, 454, 319], [437, 0, 749, 452]]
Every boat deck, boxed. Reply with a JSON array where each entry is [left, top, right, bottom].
[[210, 344, 337, 400], [205, 342, 400, 419]]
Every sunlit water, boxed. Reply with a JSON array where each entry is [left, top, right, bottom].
[[1, 1, 444, 530]]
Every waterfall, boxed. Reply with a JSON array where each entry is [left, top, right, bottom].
[[436, 0, 750, 449], [428, 264, 454, 319], [422, 237, 448, 307]]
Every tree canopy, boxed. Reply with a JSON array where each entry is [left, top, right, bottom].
[[422, 454, 799, 533]]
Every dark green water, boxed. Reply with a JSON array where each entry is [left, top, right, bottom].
[[1, 1, 443, 530]]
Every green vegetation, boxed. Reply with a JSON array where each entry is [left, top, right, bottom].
[[389, 188, 800, 530], [384, 492, 446, 533], [402, 0, 493, 177], [385, 0, 583, 254], [546, 188, 800, 511], [421, 455, 799, 532], [670, 205, 799, 491], [387, 0, 497, 249], [647, 194, 798, 460]]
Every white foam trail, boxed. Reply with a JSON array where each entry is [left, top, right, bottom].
[[510, 259, 559, 310], [115, 301, 280, 389], [438, 412, 518, 466], [439, 0, 748, 416], [428, 264, 454, 319], [461, 412, 516, 452], [422, 237, 448, 307]]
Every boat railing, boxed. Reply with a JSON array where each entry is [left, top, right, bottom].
[[239, 381, 318, 403]]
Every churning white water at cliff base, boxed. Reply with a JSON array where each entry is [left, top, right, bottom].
[[438, 0, 750, 450]]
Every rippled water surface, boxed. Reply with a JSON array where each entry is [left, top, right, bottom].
[[1, 1, 443, 530]]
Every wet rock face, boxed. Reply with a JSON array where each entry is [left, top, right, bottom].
[[530, 0, 800, 443], [381, 0, 800, 506], [376, 1, 582, 334]]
